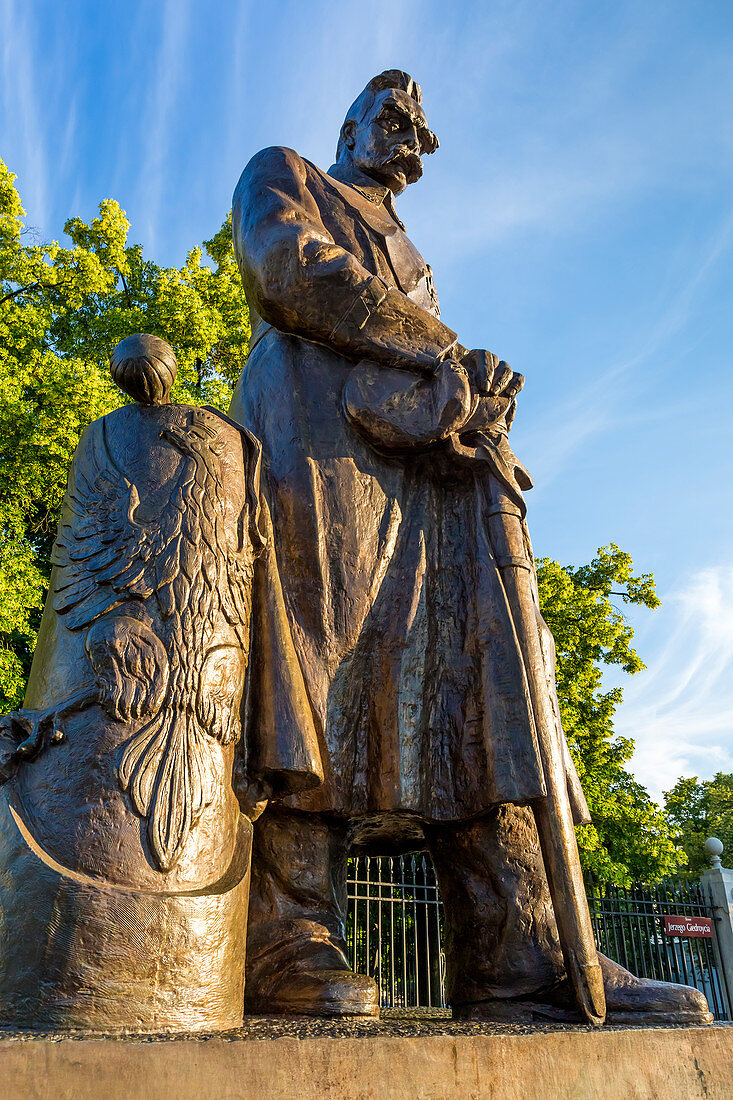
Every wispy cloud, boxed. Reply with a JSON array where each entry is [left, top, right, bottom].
[[228, 0, 254, 156], [408, 3, 733, 259], [616, 566, 733, 802], [0, 0, 48, 230], [138, 0, 192, 251], [516, 209, 733, 493]]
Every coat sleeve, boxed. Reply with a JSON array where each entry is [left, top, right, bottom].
[[232, 146, 458, 373]]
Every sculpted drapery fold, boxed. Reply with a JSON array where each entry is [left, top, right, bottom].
[[229, 145, 589, 826]]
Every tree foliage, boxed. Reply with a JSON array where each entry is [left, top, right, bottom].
[[664, 773, 733, 876], [537, 545, 686, 885], [0, 159, 249, 710]]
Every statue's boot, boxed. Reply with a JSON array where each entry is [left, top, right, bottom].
[[249, 803, 713, 1023], [251, 970, 379, 1017], [425, 806, 714, 1026], [453, 953, 713, 1024], [245, 808, 379, 1017], [599, 952, 712, 1024]]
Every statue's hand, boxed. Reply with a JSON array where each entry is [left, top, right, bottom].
[[460, 350, 523, 398], [459, 350, 524, 431], [0, 690, 96, 784], [0, 708, 62, 784]]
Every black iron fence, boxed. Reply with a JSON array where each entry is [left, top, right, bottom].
[[585, 874, 730, 1021], [347, 854, 445, 1009], [346, 855, 732, 1019]]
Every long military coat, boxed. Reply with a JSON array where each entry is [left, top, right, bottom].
[[230, 147, 589, 825]]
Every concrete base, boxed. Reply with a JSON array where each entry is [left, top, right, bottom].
[[1, 1018, 731, 1099]]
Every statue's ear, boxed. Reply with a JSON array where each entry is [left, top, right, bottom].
[[341, 120, 356, 151]]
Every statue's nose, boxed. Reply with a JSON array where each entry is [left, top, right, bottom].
[[404, 125, 420, 152]]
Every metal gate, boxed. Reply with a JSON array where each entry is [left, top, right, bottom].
[[347, 854, 446, 1009], [346, 856, 732, 1019]]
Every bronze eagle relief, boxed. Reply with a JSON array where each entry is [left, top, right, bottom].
[[0, 337, 264, 878], [0, 335, 322, 1031]]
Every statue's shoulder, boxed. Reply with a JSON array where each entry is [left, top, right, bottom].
[[74, 402, 157, 453], [235, 146, 311, 196], [73, 404, 129, 455]]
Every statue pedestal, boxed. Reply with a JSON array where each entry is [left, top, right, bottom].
[[1, 1017, 731, 1099]]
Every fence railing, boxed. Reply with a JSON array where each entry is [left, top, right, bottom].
[[346, 854, 732, 1019], [347, 853, 445, 1009], [585, 874, 730, 1021]]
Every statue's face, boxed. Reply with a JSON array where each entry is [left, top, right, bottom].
[[343, 88, 436, 195]]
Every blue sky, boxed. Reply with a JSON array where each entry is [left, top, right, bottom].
[[3, 0, 733, 802]]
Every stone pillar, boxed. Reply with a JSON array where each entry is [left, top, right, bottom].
[[700, 838, 733, 1015]]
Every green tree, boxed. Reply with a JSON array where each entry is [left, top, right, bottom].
[[664, 773, 733, 876], [536, 545, 686, 885], [0, 160, 249, 710]]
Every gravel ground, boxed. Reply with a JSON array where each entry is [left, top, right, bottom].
[[0, 1011, 729, 1044]]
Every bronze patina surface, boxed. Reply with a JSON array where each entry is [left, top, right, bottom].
[[0, 335, 321, 1031], [228, 70, 711, 1025], [0, 71, 713, 1035]]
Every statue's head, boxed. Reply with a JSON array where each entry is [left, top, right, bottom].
[[336, 70, 438, 195], [110, 334, 177, 405]]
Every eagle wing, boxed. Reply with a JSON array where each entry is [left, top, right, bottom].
[[51, 419, 179, 632]]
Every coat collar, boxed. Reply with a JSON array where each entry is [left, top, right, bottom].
[[327, 161, 406, 231]]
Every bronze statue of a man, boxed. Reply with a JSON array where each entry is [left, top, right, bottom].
[[229, 71, 711, 1024]]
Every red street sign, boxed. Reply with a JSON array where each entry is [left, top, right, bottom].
[[664, 915, 713, 938]]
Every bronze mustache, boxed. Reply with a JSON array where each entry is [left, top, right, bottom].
[[381, 148, 423, 178]]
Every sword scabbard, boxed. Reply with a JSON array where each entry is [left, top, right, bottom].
[[486, 472, 606, 1026]]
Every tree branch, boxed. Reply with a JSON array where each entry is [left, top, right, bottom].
[[0, 282, 43, 306], [580, 586, 633, 599], [1, 277, 72, 307], [116, 269, 132, 309]]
